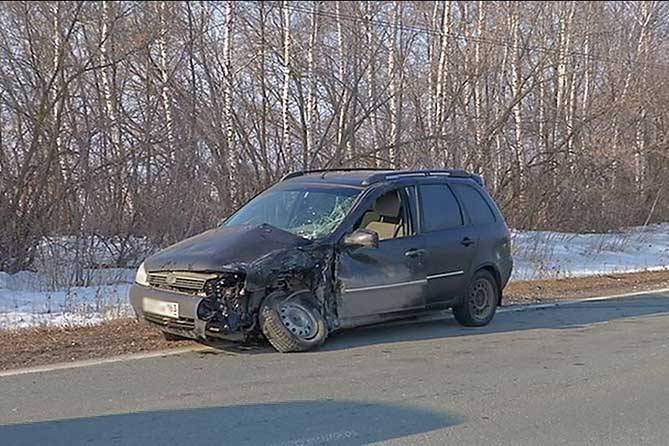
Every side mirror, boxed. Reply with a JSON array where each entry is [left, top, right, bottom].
[[343, 228, 379, 249]]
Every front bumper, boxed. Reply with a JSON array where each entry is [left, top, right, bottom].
[[128, 284, 244, 341]]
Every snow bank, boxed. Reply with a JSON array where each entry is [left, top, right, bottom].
[[0, 268, 134, 292], [0, 284, 132, 330], [1, 224, 668, 329], [512, 223, 669, 280], [0, 268, 134, 330]]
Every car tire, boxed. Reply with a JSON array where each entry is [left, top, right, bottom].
[[259, 290, 328, 353], [453, 270, 499, 327]]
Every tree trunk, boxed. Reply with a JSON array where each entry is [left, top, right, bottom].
[[434, 0, 452, 166], [509, 2, 525, 207], [305, 2, 319, 170], [388, 1, 402, 168], [157, 1, 174, 155], [365, 2, 379, 167], [473, 1, 486, 151], [335, 1, 351, 164], [281, 1, 292, 170], [223, 1, 237, 205]]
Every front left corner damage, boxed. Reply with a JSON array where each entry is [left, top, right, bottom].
[[193, 243, 341, 339], [244, 244, 340, 331]]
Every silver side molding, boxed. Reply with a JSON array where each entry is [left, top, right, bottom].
[[427, 270, 464, 280], [345, 279, 428, 294]]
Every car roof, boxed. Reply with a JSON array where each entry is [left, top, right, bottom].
[[280, 169, 483, 188]]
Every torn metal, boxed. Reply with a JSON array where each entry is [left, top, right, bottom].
[[143, 223, 341, 338]]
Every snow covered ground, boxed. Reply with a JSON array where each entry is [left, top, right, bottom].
[[0, 284, 132, 330], [511, 223, 669, 281], [1, 224, 668, 329], [0, 270, 133, 330]]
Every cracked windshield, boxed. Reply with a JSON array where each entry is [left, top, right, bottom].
[[224, 188, 359, 240]]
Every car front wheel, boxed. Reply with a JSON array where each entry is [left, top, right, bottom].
[[259, 290, 328, 353], [453, 270, 499, 327]]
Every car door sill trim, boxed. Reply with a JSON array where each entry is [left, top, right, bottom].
[[427, 270, 464, 280], [344, 279, 428, 293]]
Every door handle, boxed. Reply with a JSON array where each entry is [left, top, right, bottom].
[[460, 237, 475, 247], [405, 248, 426, 257]]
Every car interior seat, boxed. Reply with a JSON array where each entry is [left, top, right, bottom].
[[363, 191, 405, 240]]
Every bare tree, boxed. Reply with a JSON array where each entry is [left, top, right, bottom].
[[305, 1, 319, 169], [223, 0, 237, 204], [281, 0, 292, 170], [434, 0, 452, 165], [387, 1, 402, 168]]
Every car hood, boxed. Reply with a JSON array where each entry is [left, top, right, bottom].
[[144, 224, 311, 272]]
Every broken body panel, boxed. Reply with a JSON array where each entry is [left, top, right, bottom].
[[130, 223, 342, 340]]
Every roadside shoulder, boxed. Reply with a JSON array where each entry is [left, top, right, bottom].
[[2, 270, 669, 373]]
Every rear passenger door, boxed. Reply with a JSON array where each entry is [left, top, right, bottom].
[[418, 182, 477, 306], [450, 180, 502, 279]]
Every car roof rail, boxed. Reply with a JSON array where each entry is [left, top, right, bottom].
[[280, 168, 484, 187], [280, 168, 390, 182], [362, 169, 484, 186]]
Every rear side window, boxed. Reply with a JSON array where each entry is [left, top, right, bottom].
[[419, 184, 463, 232], [451, 183, 496, 225]]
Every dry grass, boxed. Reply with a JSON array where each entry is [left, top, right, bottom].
[[505, 270, 669, 304], [0, 319, 195, 372]]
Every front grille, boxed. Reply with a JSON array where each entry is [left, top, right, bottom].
[[148, 271, 219, 294], [144, 312, 196, 330]]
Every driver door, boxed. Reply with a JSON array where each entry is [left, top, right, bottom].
[[336, 187, 427, 319]]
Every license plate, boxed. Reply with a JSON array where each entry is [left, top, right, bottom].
[[142, 298, 179, 319]]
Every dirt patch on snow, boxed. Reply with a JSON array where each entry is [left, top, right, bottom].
[[505, 270, 669, 304], [2, 270, 669, 372]]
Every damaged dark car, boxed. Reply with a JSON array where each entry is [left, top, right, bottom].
[[129, 169, 513, 352]]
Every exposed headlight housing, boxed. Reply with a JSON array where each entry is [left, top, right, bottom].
[[135, 261, 149, 286]]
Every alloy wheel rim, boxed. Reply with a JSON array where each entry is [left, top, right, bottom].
[[279, 302, 318, 340]]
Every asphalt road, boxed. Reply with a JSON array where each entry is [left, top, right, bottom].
[[1, 292, 669, 446]]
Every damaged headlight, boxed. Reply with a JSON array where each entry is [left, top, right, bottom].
[[135, 262, 149, 286]]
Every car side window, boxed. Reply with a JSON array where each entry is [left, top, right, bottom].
[[354, 189, 414, 241], [418, 184, 463, 232], [451, 183, 496, 225]]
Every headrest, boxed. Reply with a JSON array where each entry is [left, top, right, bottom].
[[374, 191, 401, 217]]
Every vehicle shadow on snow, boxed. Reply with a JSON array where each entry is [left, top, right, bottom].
[[319, 293, 669, 352], [0, 400, 462, 446]]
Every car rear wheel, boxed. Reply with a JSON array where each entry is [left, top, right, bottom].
[[259, 291, 328, 353], [453, 270, 498, 327]]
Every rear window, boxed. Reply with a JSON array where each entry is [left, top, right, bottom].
[[451, 183, 496, 225], [419, 184, 463, 232]]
